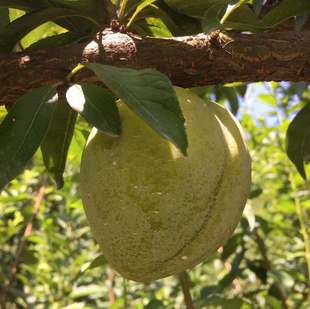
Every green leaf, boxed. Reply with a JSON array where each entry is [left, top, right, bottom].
[[134, 14, 173, 37], [0, 7, 99, 52], [303, 131, 310, 164], [258, 94, 277, 106], [145, 299, 166, 309], [205, 296, 250, 309], [21, 21, 66, 49], [247, 260, 267, 283], [86, 64, 188, 155], [201, 2, 227, 33], [128, 3, 176, 37], [252, 0, 264, 16], [249, 183, 263, 199], [262, 0, 310, 28], [218, 250, 244, 289], [85, 254, 106, 270], [27, 31, 79, 50], [66, 83, 121, 137], [286, 103, 310, 180], [221, 233, 242, 260], [0, 0, 106, 34], [45, 0, 106, 34], [41, 100, 77, 189], [222, 3, 266, 32], [0, 1, 37, 10], [20, 249, 38, 265], [0, 7, 9, 30], [76, 254, 107, 280], [0, 86, 57, 192], [127, 0, 156, 27], [222, 87, 239, 115], [9, 8, 24, 22], [140, 4, 179, 35], [163, 0, 229, 19]]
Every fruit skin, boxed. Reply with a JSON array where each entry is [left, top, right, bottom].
[[80, 87, 251, 282]]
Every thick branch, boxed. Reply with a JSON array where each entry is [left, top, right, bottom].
[[1, 30, 310, 104]]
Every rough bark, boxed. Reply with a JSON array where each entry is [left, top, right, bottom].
[[0, 30, 310, 104]]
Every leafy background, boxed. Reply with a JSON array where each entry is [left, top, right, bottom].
[[0, 0, 309, 308]]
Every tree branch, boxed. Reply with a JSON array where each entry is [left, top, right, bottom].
[[1, 30, 310, 105]]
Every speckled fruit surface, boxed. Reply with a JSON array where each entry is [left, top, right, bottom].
[[80, 87, 251, 282]]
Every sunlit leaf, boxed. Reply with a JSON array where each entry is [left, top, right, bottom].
[[147, 17, 172, 36], [142, 4, 179, 35], [22, 21, 66, 49], [127, 0, 156, 27], [258, 94, 277, 106]]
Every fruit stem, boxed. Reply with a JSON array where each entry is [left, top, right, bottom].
[[122, 278, 128, 308], [178, 271, 195, 309]]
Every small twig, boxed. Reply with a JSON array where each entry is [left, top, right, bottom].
[[254, 230, 288, 309], [1, 185, 45, 306], [178, 271, 195, 309], [106, 267, 116, 305], [223, 261, 243, 293], [9, 185, 45, 284], [123, 278, 128, 309], [289, 173, 310, 284]]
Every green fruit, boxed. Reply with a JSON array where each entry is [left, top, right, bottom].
[[164, 0, 221, 18], [80, 87, 251, 282]]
